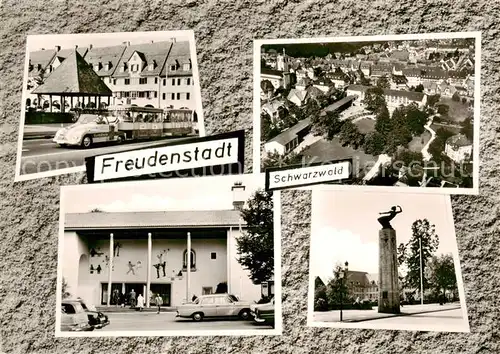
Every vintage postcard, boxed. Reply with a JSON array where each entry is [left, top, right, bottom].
[[307, 188, 469, 332], [254, 32, 480, 194], [16, 30, 204, 181], [55, 174, 281, 336]]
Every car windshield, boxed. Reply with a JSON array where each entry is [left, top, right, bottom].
[[77, 114, 106, 124], [228, 295, 239, 302]]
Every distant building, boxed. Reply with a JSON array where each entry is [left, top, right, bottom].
[[287, 89, 308, 107], [345, 271, 379, 301], [261, 68, 286, 90], [445, 134, 472, 162], [346, 84, 427, 110], [261, 99, 286, 122], [264, 118, 311, 155]]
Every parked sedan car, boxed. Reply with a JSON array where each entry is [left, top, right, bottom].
[[176, 294, 252, 321], [77, 298, 109, 329], [250, 297, 275, 327], [61, 300, 94, 332]]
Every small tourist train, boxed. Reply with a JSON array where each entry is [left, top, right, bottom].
[[53, 105, 197, 148]]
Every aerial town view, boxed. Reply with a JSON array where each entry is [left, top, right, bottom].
[[258, 35, 478, 190]]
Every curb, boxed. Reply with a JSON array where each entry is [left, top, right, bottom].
[[344, 305, 461, 323]]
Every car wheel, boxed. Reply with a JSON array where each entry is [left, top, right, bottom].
[[81, 135, 93, 148], [239, 309, 251, 320], [192, 312, 204, 322], [116, 135, 124, 144]]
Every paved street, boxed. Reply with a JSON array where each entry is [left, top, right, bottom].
[[19, 137, 189, 175], [312, 303, 467, 331], [95, 312, 273, 332]]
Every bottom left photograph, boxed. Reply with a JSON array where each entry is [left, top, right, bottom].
[[55, 174, 280, 337]]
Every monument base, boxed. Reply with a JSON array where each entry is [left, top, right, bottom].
[[378, 228, 400, 314]]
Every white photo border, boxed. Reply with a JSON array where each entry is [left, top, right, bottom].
[[54, 174, 282, 337], [253, 31, 481, 195], [15, 30, 205, 182], [305, 187, 470, 332]]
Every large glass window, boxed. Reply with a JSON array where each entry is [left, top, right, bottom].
[[183, 249, 196, 270]]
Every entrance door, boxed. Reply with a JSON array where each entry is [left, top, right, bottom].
[[101, 283, 123, 305], [150, 283, 171, 306], [124, 283, 146, 306]]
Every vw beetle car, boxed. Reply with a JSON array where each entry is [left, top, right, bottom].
[[53, 114, 123, 148], [176, 294, 252, 321], [250, 296, 275, 327]]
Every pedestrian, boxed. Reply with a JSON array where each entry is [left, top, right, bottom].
[[137, 294, 145, 311], [129, 289, 136, 308], [155, 294, 163, 314]]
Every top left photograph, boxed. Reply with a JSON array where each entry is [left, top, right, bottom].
[[15, 30, 204, 181]]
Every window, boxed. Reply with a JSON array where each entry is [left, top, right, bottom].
[[131, 91, 137, 98], [171, 93, 175, 100], [155, 77, 158, 84], [183, 249, 196, 270], [124, 79, 130, 85], [172, 79, 176, 86], [183, 63, 191, 71], [61, 304, 76, 314], [154, 91, 157, 98], [138, 92, 145, 98], [201, 297, 214, 305], [202, 287, 213, 295], [210, 252, 216, 260], [186, 78, 191, 85], [170, 64, 177, 71], [162, 93, 166, 100], [186, 93, 190, 100], [177, 78, 181, 86], [176, 93, 180, 100], [214, 296, 230, 305], [162, 79, 166, 86], [139, 78, 147, 85], [113, 79, 117, 85]]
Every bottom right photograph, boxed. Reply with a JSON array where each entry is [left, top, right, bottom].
[[307, 189, 470, 333]]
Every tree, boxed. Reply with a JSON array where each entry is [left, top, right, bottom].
[[363, 86, 386, 113], [261, 150, 304, 169], [405, 104, 428, 136], [235, 190, 274, 284], [428, 254, 457, 297], [215, 282, 228, 294], [310, 110, 344, 140], [374, 105, 392, 135], [363, 131, 386, 155], [376, 75, 390, 89], [90, 208, 104, 213], [61, 277, 71, 299], [437, 104, 449, 117], [339, 120, 365, 149], [326, 265, 350, 307], [314, 277, 328, 311], [414, 84, 424, 93], [399, 219, 439, 296], [461, 97, 467, 104], [460, 116, 473, 141], [261, 79, 275, 96], [451, 92, 460, 102], [261, 111, 280, 142], [426, 94, 441, 108]]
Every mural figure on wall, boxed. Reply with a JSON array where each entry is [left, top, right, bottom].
[[96, 264, 102, 274], [127, 260, 142, 275], [104, 255, 115, 271], [113, 242, 122, 257], [153, 249, 168, 278], [90, 265, 94, 274]]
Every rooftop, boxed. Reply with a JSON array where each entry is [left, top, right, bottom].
[[266, 118, 311, 146], [65, 210, 244, 230], [446, 133, 472, 147]]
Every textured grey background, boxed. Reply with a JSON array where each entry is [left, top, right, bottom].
[[1, 0, 499, 353]]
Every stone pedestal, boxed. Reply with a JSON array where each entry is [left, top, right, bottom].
[[378, 228, 400, 314]]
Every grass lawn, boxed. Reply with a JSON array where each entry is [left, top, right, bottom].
[[438, 97, 472, 123], [408, 130, 431, 152], [300, 137, 376, 177], [354, 118, 375, 134]]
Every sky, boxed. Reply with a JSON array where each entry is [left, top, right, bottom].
[[62, 174, 265, 214], [27, 31, 192, 52], [310, 189, 458, 281]]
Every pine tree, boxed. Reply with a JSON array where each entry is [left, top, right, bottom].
[[235, 190, 274, 284]]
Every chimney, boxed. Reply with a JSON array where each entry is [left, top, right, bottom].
[[122, 41, 130, 47], [170, 38, 177, 43], [75, 45, 78, 49], [231, 181, 246, 210], [55, 45, 61, 52], [89, 44, 93, 50]]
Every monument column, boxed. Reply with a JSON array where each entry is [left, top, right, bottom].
[[378, 228, 400, 314]]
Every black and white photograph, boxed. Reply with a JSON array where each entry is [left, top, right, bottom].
[[16, 30, 204, 181], [55, 174, 280, 336], [254, 32, 480, 194], [307, 189, 469, 332]]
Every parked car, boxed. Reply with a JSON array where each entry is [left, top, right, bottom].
[[76, 298, 109, 329], [60, 300, 94, 332], [176, 294, 252, 321], [250, 297, 275, 327]]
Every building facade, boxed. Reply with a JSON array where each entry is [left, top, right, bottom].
[[62, 207, 262, 308], [445, 133, 473, 162]]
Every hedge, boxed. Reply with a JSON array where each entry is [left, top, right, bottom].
[[25, 112, 76, 124]]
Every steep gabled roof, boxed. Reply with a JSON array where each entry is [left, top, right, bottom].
[[28, 49, 57, 77], [85, 44, 127, 77], [32, 50, 112, 96], [162, 41, 192, 77], [113, 41, 173, 78]]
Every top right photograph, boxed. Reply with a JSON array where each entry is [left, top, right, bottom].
[[254, 32, 480, 194]]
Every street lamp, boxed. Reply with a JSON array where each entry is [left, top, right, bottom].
[[338, 261, 349, 322]]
